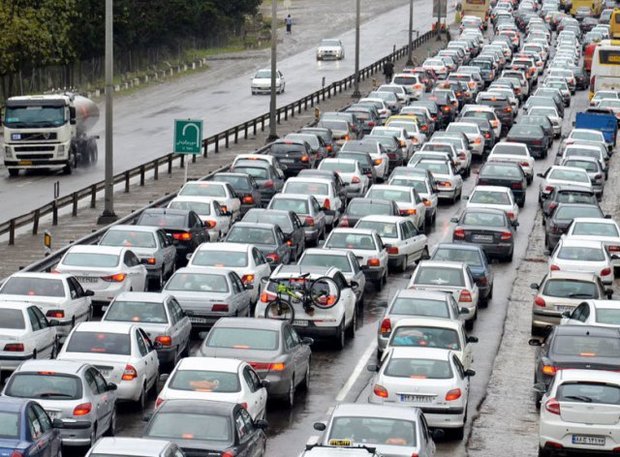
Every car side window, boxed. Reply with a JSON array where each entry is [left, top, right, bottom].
[[333, 272, 348, 290], [275, 228, 285, 244], [27, 307, 42, 331], [579, 304, 590, 322], [69, 277, 85, 297], [290, 326, 303, 345], [312, 198, 321, 213], [571, 304, 584, 321], [252, 249, 263, 266], [240, 408, 255, 433], [453, 355, 466, 379], [67, 279, 79, 300], [449, 296, 460, 317], [230, 274, 242, 294], [125, 251, 139, 267], [136, 331, 148, 357], [235, 412, 248, 441], [28, 405, 44, 439], [92, 369, 109, 394], [32, 307, 48, 330], [170, 299, 185, 322], [350, 254, 361, 274], [284, 327, 296, 350], [292, 214, 303, 230], [84, 368, 99, 394], [243, 366, 259, 393], [33, 403, 52, 433]]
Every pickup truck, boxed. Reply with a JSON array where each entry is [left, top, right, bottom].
[[575, 108, 618, 149]]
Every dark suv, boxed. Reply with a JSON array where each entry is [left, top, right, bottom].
[[269, 140, 316, 177]]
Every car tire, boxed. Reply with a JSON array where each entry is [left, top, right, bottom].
[[8, 169, 18, 177], [285, 377, 295, 407], [88, 425, 97, 447], [335, 319, 346, 350], [301, 360, 311, 391], [137, 385, 146, 411], [465, 317, 474, 331], [538, 447, 552, 457], [374, 276, 384, 292], [399, 255, 408, 273], [452, 424, 465, 441], [104, 406, 117, 436], [346, 309, 357, 339], [505, 250, 514, 263]]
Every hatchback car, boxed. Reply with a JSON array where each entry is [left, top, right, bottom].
[[547, 238, 616, 286], [224, 221, 292, 266], [561, 300, 620, 327]]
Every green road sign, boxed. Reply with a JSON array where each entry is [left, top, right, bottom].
[[174, 119, 203, 154]]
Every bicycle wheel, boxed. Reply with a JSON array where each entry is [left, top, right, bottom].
[[264, 298, 295, 323], [309, 276, 341, 309]]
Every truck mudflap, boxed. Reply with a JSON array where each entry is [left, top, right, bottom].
[[575, 111, 618, 146]]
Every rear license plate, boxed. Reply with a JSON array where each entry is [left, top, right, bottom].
[[572, 435, 605, 446], [556, 305, 573, 313], [472, 234, 493, 243], [400, 394, 433, 403], [280, 159, 294, 163], [19, 160, 32, 166], [189, 317, 207, 324], [77, 276, 98, 284], [293, 320, 308, 327]]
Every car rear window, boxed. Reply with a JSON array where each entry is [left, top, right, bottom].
[[66, 332, 131, 355], [168, 201, 211, 215], [326, 232, 376, 250], [146, 412, 232, 443], [481, 164, 522, 178], [165, 272, 229, 293], [385, 358, 453, 379], [191, 250, 248, 268], [347, 201, 392, 217], [556, 192, 596, 204], [390, 297, 449, 318], [555, 206, 602, 220], [432, 248, 483, 267], [285, 181, 329, 195], [137, 213, 188, 229], [492, 144, 527, 156], [179, 183, 226, 198], [557, 246, 605, 262], [227, 226, 275, 245], [104, 301, 168, 324], [62, 253, 120, 268], [572, 222, 619, 238], [558, 382, 620, 405], [270, 198, 309, 214], [1, 277, 65, 298], [299, 254, 352, 273], [0, 412, 19, 439], [390, 326, 461, 350], [214, 175, 252, 191], [564, 160, 598, 173], [206, 328, 278, 351], [356, 220, 400, 239], [329, 417, 416, 447], [553, 335, 620, 357], [542, 279, 597, 299], [470, 190, 511, 205], [366, 188, 411, 203], [389, 178, 427, 194], [232, 166, 269, 179], [5, 373, 81, 400], [414, 266, 465, 287], [462, 211, 505, 227], [169, 369, 241, 393], [100, 230, 156, 248], [271, 143, 306, 155], [415, 161, 449, 174]]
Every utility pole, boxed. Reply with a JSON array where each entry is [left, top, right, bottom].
[[406, 0, 414, 66], [98, 0, 117, 224], [267, 0, 279, 142], [436, 0, 443, 41], [352, 0, 361, 98]]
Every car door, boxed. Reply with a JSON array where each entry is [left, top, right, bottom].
[[290, 214, 305, 255], [460, 327, 473, 369], [225, 183, 242, 220], [465, 266, 480, 306], [274, 227, 291, 264], [419, 413, 436, 457], [164, 298, 181, 357], [67, 277, 91, 324], [85, 368, 110, 436], [333, 272, 355, 327], [138, 329, 159, 387], [171, 298, 191, 354], [134, 329, 154, 390], [213, 201, 232, 236], [242, 365, 267, 420], [28, 307, 55, 359], [283, 325, 304, 383], [124, 250, 146, 292], [29, 403, 58, 457], [348, 253, 365, 301], [157, 230, 176, 275], [310, 197, 326, 232], [406, 220, 427, 261], [252, 249, 271, 294], [374, 234, 389, 271]]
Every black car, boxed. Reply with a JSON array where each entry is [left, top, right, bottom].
[[450, 207, 516, 262], [519, 116, 554, 148], [242, 209, 306, 262], [224, 222, 292, 267], [572, 65, 589, 90], [212, 172, 262, 216], [463, 117, 496, 152], [424, 92, 456, 124], [143, 399, 268, 456], [529, 325, 620, 403], [477, 92, 514, 134], [411, 100, 442, 130], [477, 162, 527, 207], [300, 127, 336, 156], [136, 208, 209, 267], [269, 140, 316, 176], [543, 202, 605, 250], [338, 198, 400, 228], [230, 160, 285, 206], [505, 124, 549, 159], [365, 135, 405, 168], [541, 185, 598, 219], [336, 150, 377, 183]]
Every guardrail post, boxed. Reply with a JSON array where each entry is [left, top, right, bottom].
[[180, 154, 185, 169], [215, 135, 220, 153], [168, 154, 173, 174], [9, 220, 15, 245], [234, 126, 239, 144], [203, 139, 208, 158], [72, 193, 78, 216], [225, 132, 229, 149], [154, 160, 159, 180], [140, 165, 145, 186], [192, 154, 197, 163], [33, 210, 39, 235], [125, 171, 130, 192], [260, 117, 265, 132], [298, 101, 302, 114], [244, 122, 249, 140], [291, 105, 294, 118], [277, 110, 281, 124], [322, 89, 326, 101], [284, 107, 288, 121], [52, 201, 58, 226]]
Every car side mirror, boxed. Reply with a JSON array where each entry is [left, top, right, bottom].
[[605, 214, 612, 219], [383, 243, 391, 250], [536, 173, 545, 178], [186, 253, 193, 261], [432, 429, 445, 440], [606, 289, 614, 299], [255, 419, 269, 430], [143, 413, 153, 422], [561, 311, 571, 318], [159, 373, 170, 383], [463, 195, 469, 200], [313, 422, 327, 431], [223, 211, 233, 217], [302, 337, 314, 345], [528, 338, 542, 347], [106, 382, 118, 391], [52, 418, 64, 429], [140, 258, 150, 265], [421, 251, 430, 260], [467, 336, 478, 343], [450, 216, 459, 223], [350, 281, 359, 290], [512, 221, 519, 227], [530, 283, 539, 290], [84, 290, 95, 297], [318, 240, 326, 247], [543, 249, 550, 256], [366, 364, 379, 372], [465, 369, 476, 377], [153, 341, 163, 350]]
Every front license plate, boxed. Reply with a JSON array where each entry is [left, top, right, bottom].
[[472, 234, 493, 243], [77, 276, 98, 284], [293, 319, 308, 327], [19, 160, 32, 166], [189, 317, 207, 324], [572, 435, 605, 446], [400, 394, 433, 403]]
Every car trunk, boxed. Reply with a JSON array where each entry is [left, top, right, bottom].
[[559, 401, 620, 425], [59, 352, 130, 385], [172, 291, 232, 321], [57, 266, 115, 291], [458, 226, 505, 245], [386, 376, 453, 407]]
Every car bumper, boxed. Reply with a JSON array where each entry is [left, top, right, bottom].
[[437, 188, 457, 200], [540, 420, 620, 454], [368, 399, 465, 428], [304, 228, 321, 242], [117, 379, 144, 402], [532, 310, 562, 330], [362, 266, 384, 281], [58, 420, 94, 446], [476, 241, 513, 258], [0, 353, 35, 370], [345, 184, 365, 198], [156, 346, 177, 364], [4, 159, 67, 170]]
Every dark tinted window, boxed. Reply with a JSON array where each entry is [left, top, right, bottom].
[[206, 328, 278, 351], [0, 309, 26, 329], [553, 335, 620, 357], [5, 373, 81, 400], [542, 279, 598, 299], [66, 332, 131, 355], [1, 277, 65, 298]]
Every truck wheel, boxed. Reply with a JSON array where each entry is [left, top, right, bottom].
[[89, 143, 98, 166], [8, 169, 18, 177], [63, 151, 77, 175]]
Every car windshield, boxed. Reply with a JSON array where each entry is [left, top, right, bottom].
[[227, 227, 275, 245], [255, 70, 271, 78], [366, 188, 411, 203], [4, 105, 66, 128], [553, 335, 620, 357], [329, 417, 416, 447], [169, 370, 241, 393], [555, 206, 602, 220], [572, 222, 619, 238], [62, 253, 120, 268], [100, 230, 157, 248], [390, 326, 461, 350], [542, 279, 597, 299], [286, 182, 329, 195], [462, 211, 506, 227], [299, 254, 352, 273], [557, 382, 620, 405], [433, 248, 483, 267], [1, 277, 65, 298], [5, 373, 81, 400], [597, 309, 620, 325], [389, 178, 427, 194], [415, 161, 449, 174], [66, 332, 131, 355], [270, 198, 309, 214], [414, 266, 465, 286], [191, 250, 248, 268], [356, 221, 400, 239], [0, 412, 19, 439], [206, 328, 278, 351], [320, 161, 356, 173], [232, 166, 269, 179], [104, 301, 168, 324], [165, 273, 229, 293], [320, 40, 341, 46], [347, 201, 391, 217], [390, 297, 450, 318], [385, 358, 453, 379], [327, 233, 376, 250], [146, 412, 232, 443], [557, 246, 605, 262], [168, 201, 212, 215], [470, 191, 511, 205], [138, 213, 187, 229]]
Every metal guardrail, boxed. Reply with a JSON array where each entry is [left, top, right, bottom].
[[6, 29, 438, 267]]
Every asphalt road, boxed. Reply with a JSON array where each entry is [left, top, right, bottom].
[[0, 0, 440, 222]]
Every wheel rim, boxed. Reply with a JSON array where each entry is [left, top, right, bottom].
[[90, 426, 96, 445], [339, 322, 345, 347], [305, 364, 310, 389], [288, 379, 295, 406], [110, 408, 116, 434]]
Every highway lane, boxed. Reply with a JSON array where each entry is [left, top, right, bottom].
[[0, 0, 438, 222]]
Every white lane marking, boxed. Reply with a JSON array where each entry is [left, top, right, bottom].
[[335, 339, 377, 402]]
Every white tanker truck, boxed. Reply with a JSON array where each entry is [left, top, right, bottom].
[[2, 93, 99, 176]]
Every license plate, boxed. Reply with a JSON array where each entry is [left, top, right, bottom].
[[19, 160, 32, 166], [189, 317, 207, 324], [280, 159, 294, 163], [77, 276, 98, 284], [572, 435, 605, 446], [472, 234, 493, 243], [400, 394, 433, 403], [293, 319, 308, 327], [556, 305, 573, 313]]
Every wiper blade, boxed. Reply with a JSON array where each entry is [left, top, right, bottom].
[[563, 395, 593, 403], [567, 293, 593, 298], [38, 392, 74, 398]]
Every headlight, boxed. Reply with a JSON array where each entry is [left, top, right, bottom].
[[58, 144, 65, 156]]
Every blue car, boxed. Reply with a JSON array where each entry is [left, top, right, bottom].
[[430, 242, 494, 306], [0, 397, 62, 457]]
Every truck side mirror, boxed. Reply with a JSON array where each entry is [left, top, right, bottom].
[[69, 106, 76, 125]]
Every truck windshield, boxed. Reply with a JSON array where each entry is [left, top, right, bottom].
[[4, 105, 66, 128]]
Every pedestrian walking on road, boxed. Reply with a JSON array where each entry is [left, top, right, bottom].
[[285, 14, 292, 34], [383, 59, 394, 84]]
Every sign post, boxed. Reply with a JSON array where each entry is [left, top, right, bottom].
[[174, 119, 203, 183]]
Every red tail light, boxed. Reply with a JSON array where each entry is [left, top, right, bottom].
[[155, 335, 172, 346], [387, 246, 399, 255], [145, 257, 157, 265], [242, 195, 254, 205], [46, 310, 65, 318], [172, 232, 192, 241], [300, 155, 310, 163], [212, 304, 229, 312], [534, 296, 546, 308], [373, 384, 389, 398], [221, 451, 235, 457], [304, 216, 315, 227], [400, 209, 417, 216], [459, 290, 472, 302], [545, 185, 554, 192], [601, 268, 612, 276], [421, 125, 428, 132], [550, 264, 560, 271], [249, 362, 285, 371], [10, 451, 23, 457], [351, 176, 361, 184], [445, 388, 462, 401], [323, 199, 331, 210], [500, 231, 512, 241], [264, 179, 274, 189], [454, 227, 465, 239], [73, 402, 92, 416], [241, 274, 255, 285], [545, 398, 561, 415], [339, 217, 349, 227], [511, 182, 523, 190], [608, 246, 620, 253], [122, 364, 138, 381], [484, 132, 491, 139], [367, 258, 381, 267], [3, 343, 24, 352], [520, 162, 529, 167], [101, 273, 127, 282], [380, 318, 392, 334], [203, 220, 216, 229], [260, 291, 276, 303], [504, 106, 512, 113], [442, 106, 451, 112], [266, 253, 280, 264], [368, 121, 376, 127]]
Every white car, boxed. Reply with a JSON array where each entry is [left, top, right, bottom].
[[167, 196, 232, 241], [466, 185, 519, 224], [55, 245, 148, 311], [282, 177, 343, 228], [251, 68, 285, 94], [566, 128, 610, 151], [365, 184, 426, 231], [231, 154, 286, 177], [359, 97, 391, 120], [413, 159, 463, 204], [316, 38, 345, 60], [324, 228, 389, 291], [256, 265, 357, 349], [58, 321, 159, 407], [186, 242, 271, 303], [317, 159, 369, 198], [392, 73, 425, 99], [528, 106, 562, 137], [422, 58, 448, 79], [446, 122, 485, 156], [548, 238, 616, 286], [355, 215, 428, 272], [418, 142, 463, 174], [538, 370, 620, 456], [388, 174, 438, 226], [565, 218, 620, 268], [85, 438, 183, 457], [177, 181, 241, 222], [561, 300, 620, 327], [487, 142, 534, 183], [407, 261, 480, 329], [377, 84, 413, 104], [0, 301, 58, 370], [538, 166, 592, 202], [157, 357, 268, 420], [459, 104, 502, 138], [0, 272, 92, 339], [368, 347, 473, 439], [385, 317, 477, 369]]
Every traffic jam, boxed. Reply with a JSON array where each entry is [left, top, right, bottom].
[[1, 0, 620, 456]]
